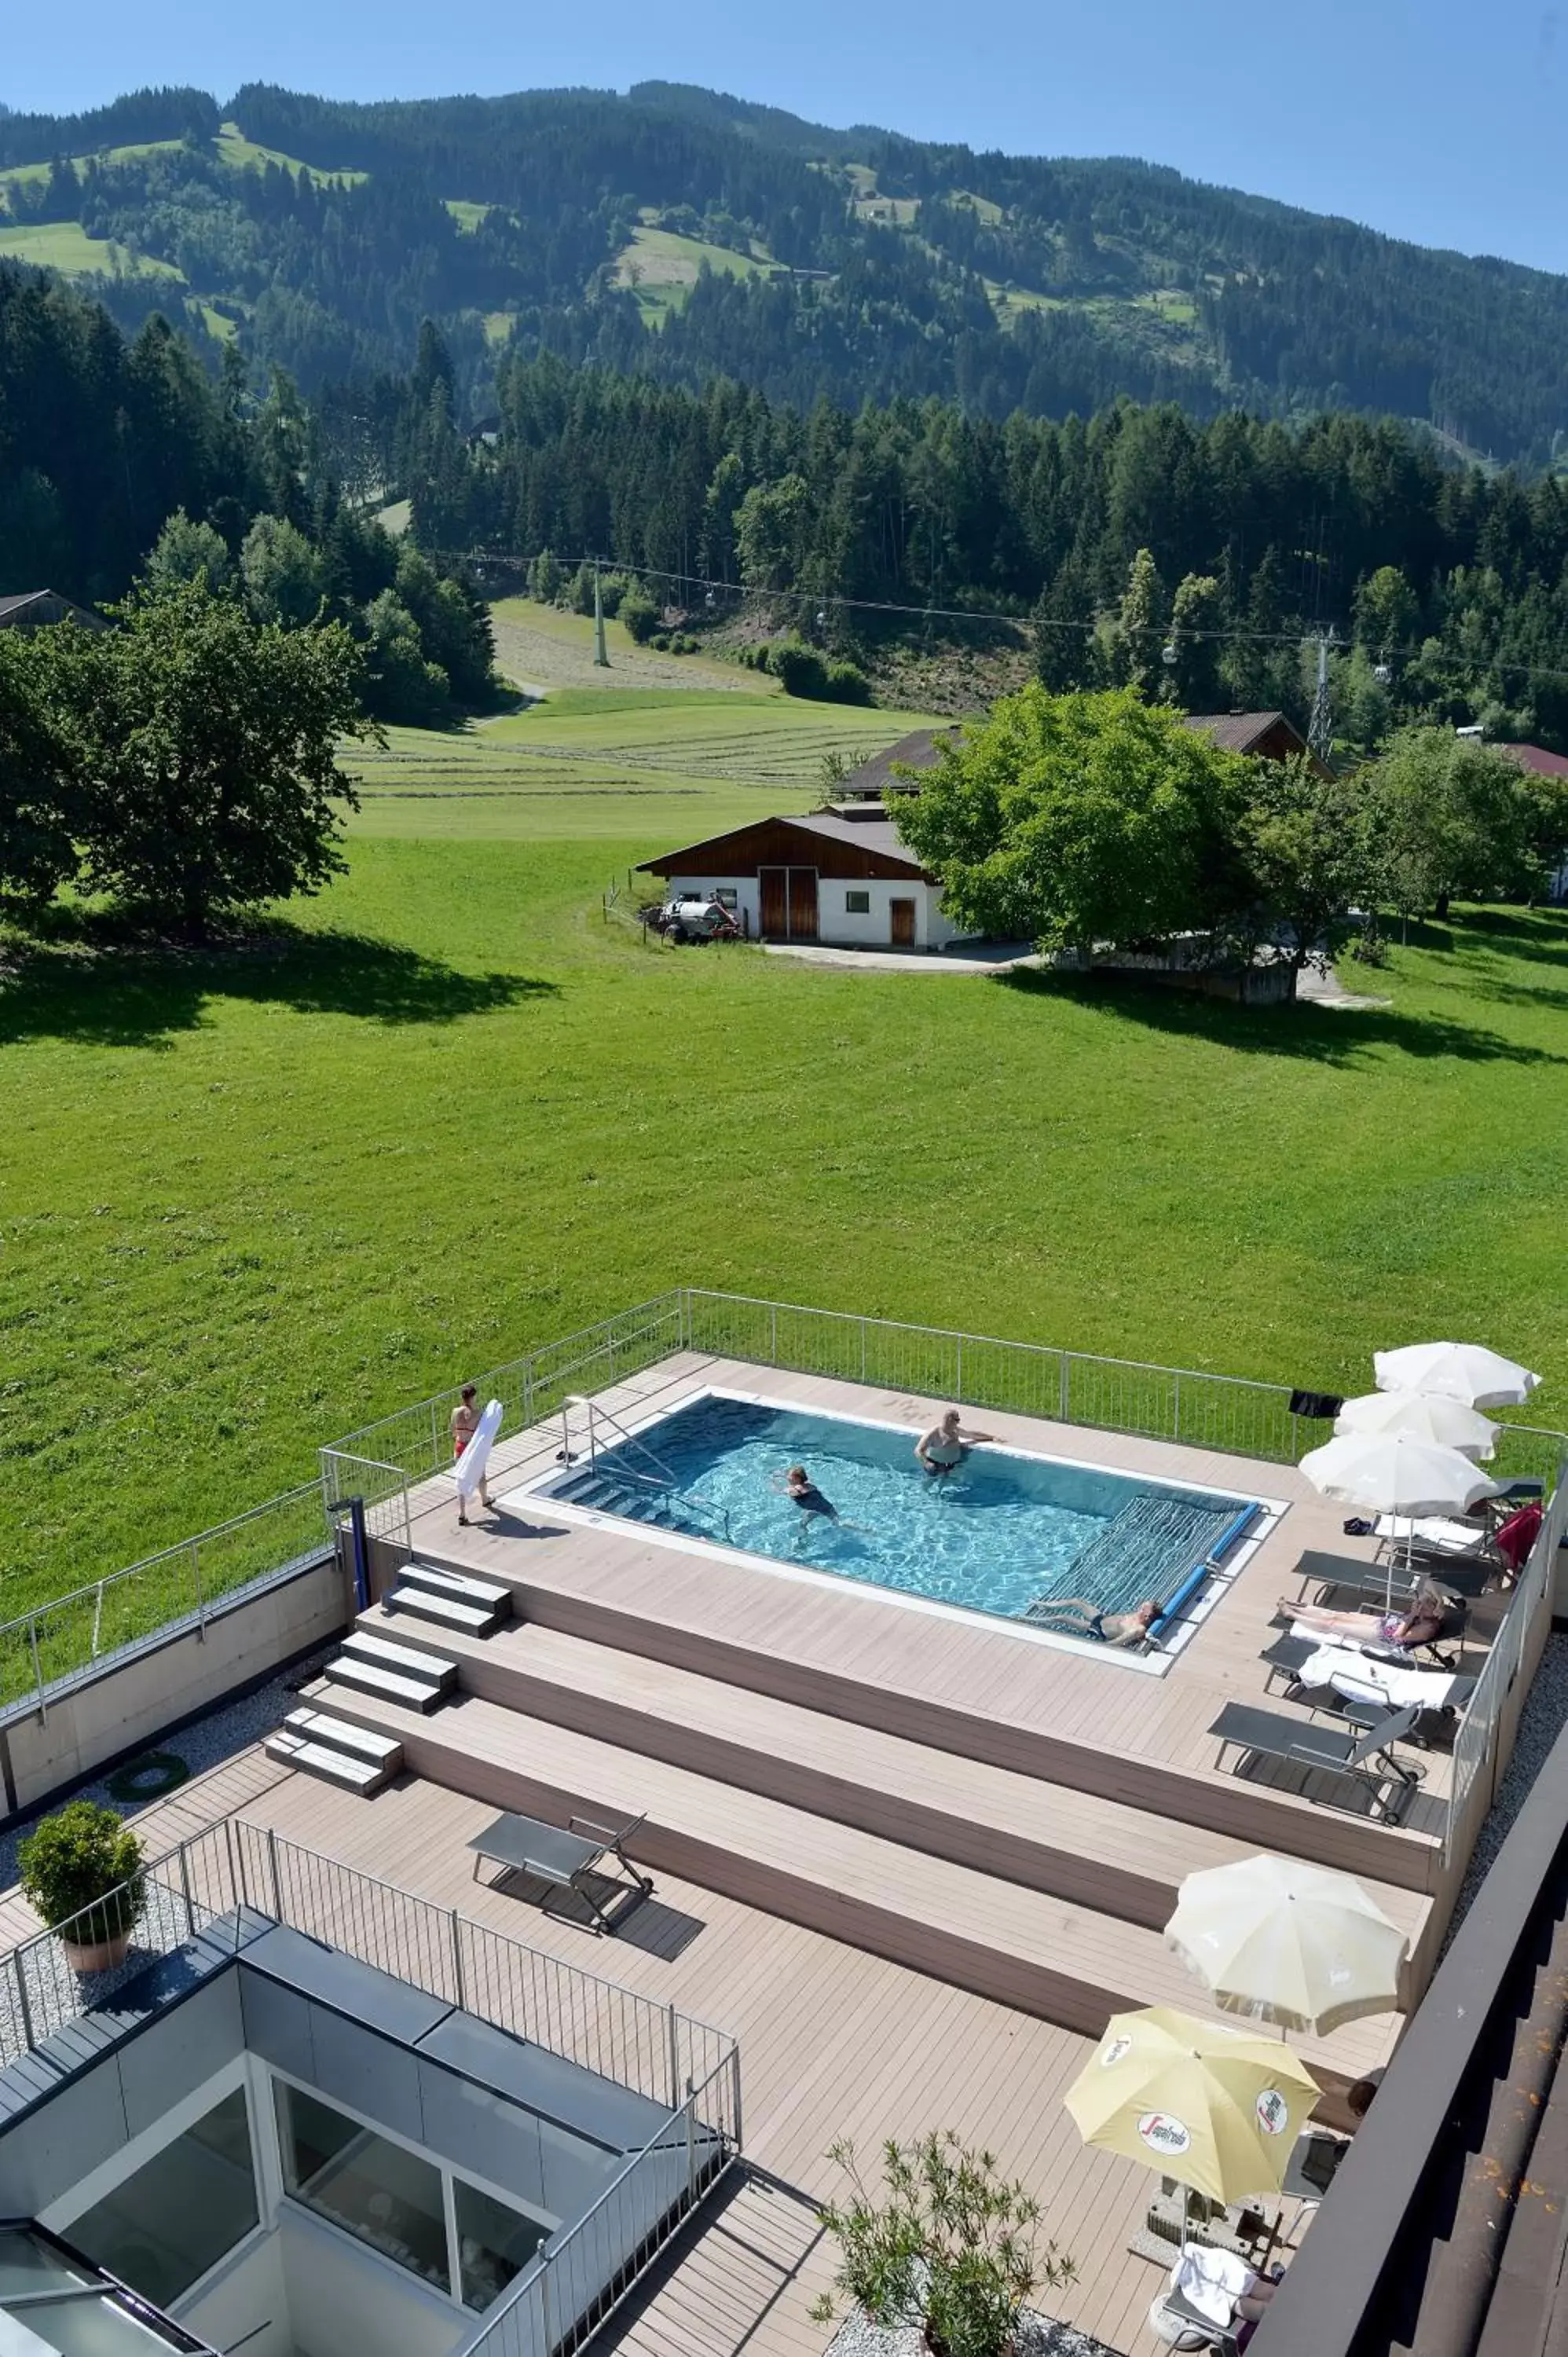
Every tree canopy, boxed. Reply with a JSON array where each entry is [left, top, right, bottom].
[[892, 687, 1253, 951], [60, 580, 372, 933]]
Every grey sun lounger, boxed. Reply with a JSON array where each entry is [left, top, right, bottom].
[[1210, 1700, 1421, 1818], [467, 1807, 654, 1935]]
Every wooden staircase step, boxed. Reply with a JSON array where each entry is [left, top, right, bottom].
[[401, 1562, 513, 1613], [387, 1585, 503, 1638], [282, 1708, 403, 1769], [381, 1622, 1431, 1949], [266, 1728, 396, 1795], [343, 1626, 457, 1687], [306, 1679, 1399, 2095]]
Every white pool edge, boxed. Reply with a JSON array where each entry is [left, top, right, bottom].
[[501, 1381, 1291, 1676]]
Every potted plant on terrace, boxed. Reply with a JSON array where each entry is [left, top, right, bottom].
[[811, 2131, 1076, 2357], [19, 1802, 146, 1974]]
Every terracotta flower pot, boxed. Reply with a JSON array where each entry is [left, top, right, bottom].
[[60, 1929, 132, 1975]]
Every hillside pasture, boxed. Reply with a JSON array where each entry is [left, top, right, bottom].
[[1, 654, 1564, 1618], [214, 122, 366, 185], [0, 222, 183, 278]]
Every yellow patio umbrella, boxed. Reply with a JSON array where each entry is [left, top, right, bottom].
[[1063, 2005, 1319, 2207], [1166, 1855, 1407, 2037]]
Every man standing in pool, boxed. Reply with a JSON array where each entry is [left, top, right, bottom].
[[915, 1407, 995, 1477]]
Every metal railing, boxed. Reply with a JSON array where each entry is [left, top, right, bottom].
[[0, 1820, 738, 2113], [323, 1295, 689, 1492], [0, 1485, 332, 1728], [1444, 1462, 1568, 1865], [458, 2048, 742, 2357], [559, 1394, 734, 1541]]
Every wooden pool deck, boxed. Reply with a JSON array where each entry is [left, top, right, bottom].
[[407, 1354, 1469, 1904], [0, 1355, 1501, 2356]]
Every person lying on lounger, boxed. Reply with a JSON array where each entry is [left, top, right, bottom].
[[1031, 1596, 1161, 1647], [915, 1408, 995, 1475], [1283, 1589, 1446, 1652]]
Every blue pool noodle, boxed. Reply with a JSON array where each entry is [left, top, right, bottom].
[[1149, 1500, 1262, 1637]]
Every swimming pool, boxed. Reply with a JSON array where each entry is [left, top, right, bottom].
[[537, 1393, 1263, 1638]]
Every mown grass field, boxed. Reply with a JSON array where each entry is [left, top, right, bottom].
[[0, 222, 183, 278], [2, 655, 1566, 1618]]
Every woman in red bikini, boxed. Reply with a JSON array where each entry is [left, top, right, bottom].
[[450, 1383, 498, 1525]]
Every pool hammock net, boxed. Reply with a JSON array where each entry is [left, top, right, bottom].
[[1025, 1490, 1247, 1622]]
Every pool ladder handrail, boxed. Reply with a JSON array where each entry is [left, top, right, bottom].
[[559, 1395, 734, 1541]]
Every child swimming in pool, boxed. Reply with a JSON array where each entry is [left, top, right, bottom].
[[774, 1464, 839, 1518], [1030, 1596, 1161, 1647]]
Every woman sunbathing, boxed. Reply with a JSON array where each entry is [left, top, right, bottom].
[[1284, 1590, 1446, 1652]]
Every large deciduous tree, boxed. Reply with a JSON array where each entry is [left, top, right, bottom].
[[891, 684, 1252, 952], [1360, 726, 1540, 922], [77, 579, 372, 935], [0, 625, 90, 910], [1234, 752, 1371, 972]]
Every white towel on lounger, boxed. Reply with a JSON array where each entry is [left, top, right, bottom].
[[1295, 1641, 1463, 1711]]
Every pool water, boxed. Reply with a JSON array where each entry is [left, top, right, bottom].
[[545, 1395, 1259, 1631]]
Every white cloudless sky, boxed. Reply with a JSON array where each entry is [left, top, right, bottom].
[[5, 0, 1565, 273]]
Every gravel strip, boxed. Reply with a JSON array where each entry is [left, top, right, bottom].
[[0, 1642, 337, 1891], [826, 2308, 1118, 2357], [1444, 1628, 1568, 1952]]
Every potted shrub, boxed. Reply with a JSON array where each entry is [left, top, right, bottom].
[[811, 2132, 1075, 2357], [19, 1802, 146, 1974]]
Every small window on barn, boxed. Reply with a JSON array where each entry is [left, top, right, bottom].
[[844, 890, 871, 914], [713, 889, 738, 909]]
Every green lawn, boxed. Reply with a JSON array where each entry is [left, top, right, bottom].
[[2, 682, 1566, 1620], [614, 225, 773, 321], [0, 222, 183, 278]]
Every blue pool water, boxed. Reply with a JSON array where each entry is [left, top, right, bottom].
[[547, 1395, 1259, 1630]]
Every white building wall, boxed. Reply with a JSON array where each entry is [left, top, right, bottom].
[[661, 873, 967, 950]]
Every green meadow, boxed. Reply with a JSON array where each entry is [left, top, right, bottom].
[[2, 646, 1566, 1616]]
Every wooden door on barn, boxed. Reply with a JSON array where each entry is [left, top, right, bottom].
[[759, 867, 789, 936], [788, 868, 819, 940], [890, 898, 917, 948]]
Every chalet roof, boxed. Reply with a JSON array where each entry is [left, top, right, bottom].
[[1499, 741, 1568, 778], [1181, 710, 1304, 755], [838, 727, 962, 797], [0, 588, 106, 630], [637, 807, 929, 878]]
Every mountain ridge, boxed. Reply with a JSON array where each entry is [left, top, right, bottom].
[[1, 79, 1565, 467]]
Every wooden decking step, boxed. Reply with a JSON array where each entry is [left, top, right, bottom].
[[328, 1657, 449, 1714], [343, 1626, 458, 1688], [379, 1622, 1432, 1950], [401, 1563, 513, 1615], [281, 1708, 403, 1769], [306, 1680, 1400, 2094], [387, 1584, 503, 1638], [265, 1728, 396, 1796]]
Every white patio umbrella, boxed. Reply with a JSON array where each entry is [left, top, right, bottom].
[[1299, 1429, 1497, 1604], [1373, 1341, 1541, 1409], [1335, 1389, 1497, 1461], [1166, 1856, 1408, 2037]]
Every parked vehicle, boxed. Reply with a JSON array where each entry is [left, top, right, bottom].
[[643, 897, 743, 944]]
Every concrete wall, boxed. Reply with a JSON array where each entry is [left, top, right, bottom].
[[661, 871, 964, 950], [281, 2208, 458, 2357], [179, 2231, 293, 2357], [0, 1556, 349, 1819]]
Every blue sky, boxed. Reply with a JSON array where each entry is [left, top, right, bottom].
[[6, 0, 1565, 273]]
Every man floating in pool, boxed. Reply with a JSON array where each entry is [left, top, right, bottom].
[[1030, 1597, 1162, 1647], [915, 1407, 995, 1477]]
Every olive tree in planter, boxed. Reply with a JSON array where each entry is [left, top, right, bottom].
[[811, 2132, 1075, 2357], [19, 1802, 146, 1975]]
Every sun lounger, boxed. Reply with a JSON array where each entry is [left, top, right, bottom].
[[467, 1807, 654, 1935], [1210, 1699, 1421, 1817]]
